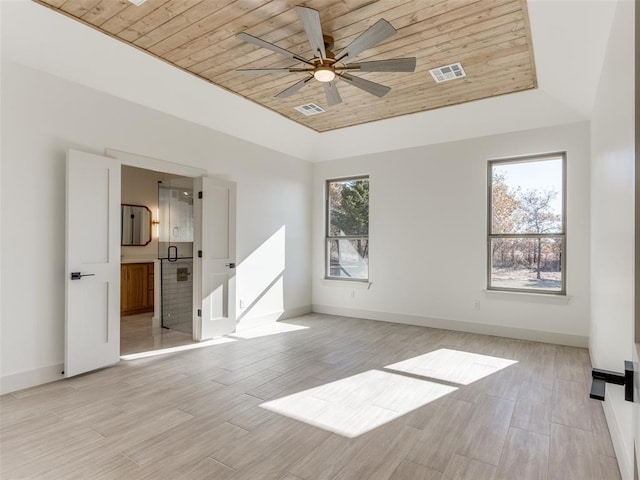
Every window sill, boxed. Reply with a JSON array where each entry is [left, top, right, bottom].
[[321, 278, 372, 289], [483, 289, 571, 304]]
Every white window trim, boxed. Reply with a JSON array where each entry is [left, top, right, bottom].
[[325, 175, 370, 282], [487, 152, 567, 296]]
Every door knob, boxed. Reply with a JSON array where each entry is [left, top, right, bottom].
[[225, 263, 236, 269]]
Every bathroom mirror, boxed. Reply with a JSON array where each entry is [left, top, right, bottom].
[[121, 204, 152, 246]]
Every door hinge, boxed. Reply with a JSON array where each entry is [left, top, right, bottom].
[[198, 191, 203, 199], [197, 309, 202, 317], [198, 250, 202, 258]]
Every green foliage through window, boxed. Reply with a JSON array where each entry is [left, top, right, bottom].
[[326, 177, 369, 281]]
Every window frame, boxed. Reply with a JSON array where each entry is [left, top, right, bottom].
[[325, 175, 370, 282], [487, 152, 567, 295]]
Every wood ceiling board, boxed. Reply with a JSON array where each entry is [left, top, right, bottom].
[[80, 1, 131, 26], [99, 0, 163, 34], [33, 0, 537, 132], [60, 0, 103, 17]]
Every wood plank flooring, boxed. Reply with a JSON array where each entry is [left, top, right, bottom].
[[1, 314, 620, 480]]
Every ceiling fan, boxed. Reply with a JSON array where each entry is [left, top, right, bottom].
[[235, 6, 417, 107]]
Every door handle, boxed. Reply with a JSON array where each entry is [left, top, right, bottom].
[[70, 272, 95, 280], [168, 246, 178, 262], [590, 361, 635, 402], [225, 263, 236, 269]]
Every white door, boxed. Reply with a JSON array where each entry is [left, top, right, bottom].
[[193, 176, 237, 340], [65, 150, 121, 377]]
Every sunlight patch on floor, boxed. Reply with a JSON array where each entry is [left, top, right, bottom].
[[260, 370, 457, 438], [120, 337, 236, 360], [385, 348, 517, 385], [230, 322, 309, 339]]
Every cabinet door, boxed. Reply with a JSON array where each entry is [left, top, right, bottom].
[[127, 264, 148, 309], [121, 263, 152, 315], [120, 265, 129, 311], [147, 263, 154, 308]]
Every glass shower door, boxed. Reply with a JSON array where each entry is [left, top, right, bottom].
[[158, 179, 194, 335]]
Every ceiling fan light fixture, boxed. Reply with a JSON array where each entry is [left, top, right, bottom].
[[314, 66, 335, 83], [127, 0, 147, 5]]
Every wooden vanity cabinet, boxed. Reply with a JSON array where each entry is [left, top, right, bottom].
[[120, 262, 154, 316]]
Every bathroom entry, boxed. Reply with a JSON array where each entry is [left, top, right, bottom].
[[65, 148, 237, 377], [158, 178, 195, 335]]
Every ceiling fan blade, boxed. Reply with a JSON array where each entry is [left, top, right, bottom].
[[335, 19, 397, 63], [345, 57, 416, 73], [324, 81, 342, 106], [237, 68, 312, 74], [237, 32, 311, 65], [275, 77, 313, 98], [338, 73, 391, 98], [295, 6, 326, 59]]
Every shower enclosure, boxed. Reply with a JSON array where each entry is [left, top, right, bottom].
[[158, 179, 194, 335]]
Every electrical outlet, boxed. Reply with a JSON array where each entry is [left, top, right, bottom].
[[473, 301, 480, 310], [239, 299, 245, 308]]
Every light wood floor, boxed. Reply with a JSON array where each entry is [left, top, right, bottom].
[[120, 313, 196, 355], [1, 314, 620, 480]]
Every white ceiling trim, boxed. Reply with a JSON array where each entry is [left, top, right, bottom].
[[0, 0, 619, 162]]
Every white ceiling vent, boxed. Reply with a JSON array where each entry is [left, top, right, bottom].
[[429, 62, 466, 83], [294, 103, 325, 116]]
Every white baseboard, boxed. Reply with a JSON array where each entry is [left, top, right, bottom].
[[311, 304, 588, 347], [280, 305, 313, 320], [235, 305, 312, 332], [1, 363, 65, 395], [589, 349, 633, 480], [601, 396, 633, 480]]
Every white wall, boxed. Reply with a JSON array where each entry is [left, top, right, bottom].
[[589, 1, 635, 478], [0, 61, 312, 392], [313, 122, 591, 346]]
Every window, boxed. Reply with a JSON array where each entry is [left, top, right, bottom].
[[488, 154, 566, 294], [326, 176, 369, 281]]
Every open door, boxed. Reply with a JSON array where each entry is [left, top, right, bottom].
[[193, 176, 237, 340], [65, 150, 121, 377]]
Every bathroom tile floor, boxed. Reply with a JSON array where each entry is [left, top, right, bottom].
[[120, 313, 196, 355]]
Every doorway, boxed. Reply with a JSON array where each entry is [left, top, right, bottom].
[[157, 178, 195, 336], [120, 166, 196, 355], [65, 148, 237, 377]]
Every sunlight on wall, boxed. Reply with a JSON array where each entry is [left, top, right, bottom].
[[230, 321, 308, 339], [236, 227, 286, 328], [385, 348, 518, 385], [120, 337, 236, 360], [260, 370, 457, 438]]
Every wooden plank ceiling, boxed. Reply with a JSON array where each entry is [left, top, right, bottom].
[[34, 0, 537, 132]]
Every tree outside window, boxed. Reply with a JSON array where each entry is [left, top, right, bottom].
[[488, 154, 565, 293], [326, 177, 369, 281]]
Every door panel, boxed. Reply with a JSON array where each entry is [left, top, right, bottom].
[[194, 176, 236, 340], [158, 179, 194, 334], [65, 150, 121, 377]]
